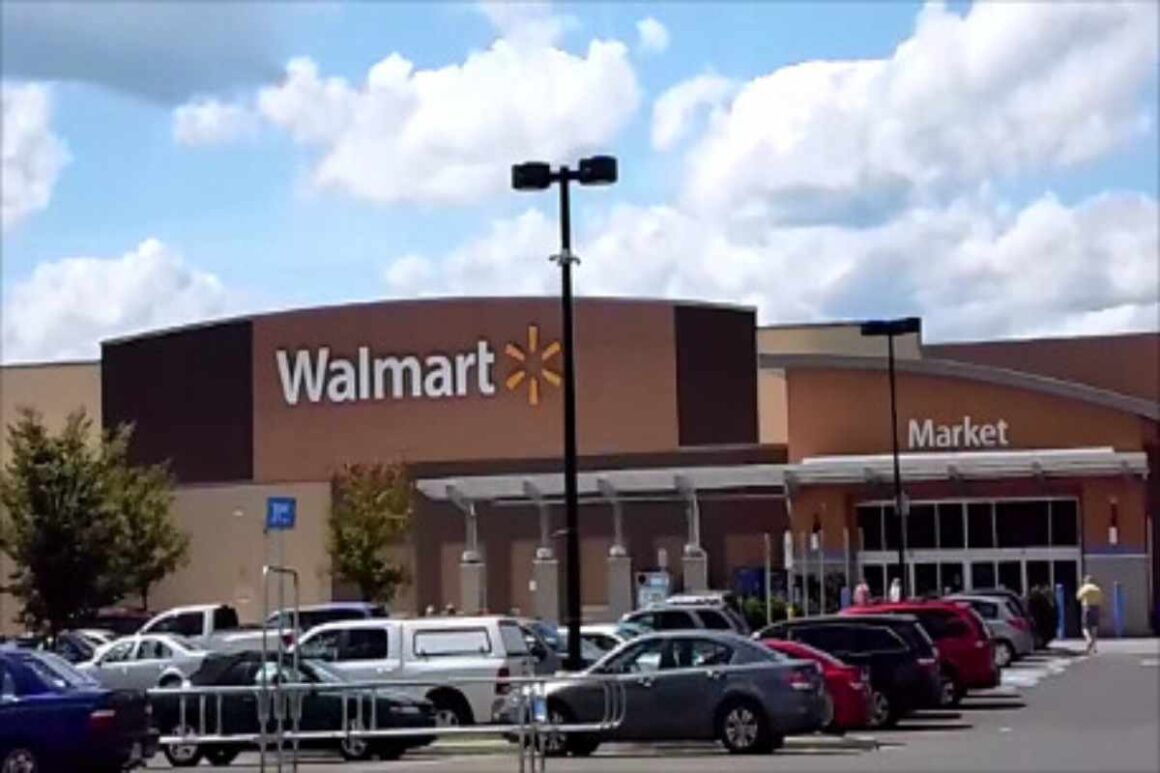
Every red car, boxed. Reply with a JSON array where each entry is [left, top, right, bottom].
[[761, 639, 870, 731], [843, 600, 999, 704]]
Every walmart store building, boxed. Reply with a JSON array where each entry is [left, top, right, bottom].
[[1, 298, 1156, 635]]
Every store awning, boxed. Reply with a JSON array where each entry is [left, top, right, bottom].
[[787, 447, 1149, 485], [416, 463, 788, 503]]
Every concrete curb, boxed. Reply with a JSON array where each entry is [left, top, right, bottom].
[[786, 734, 880, 751]]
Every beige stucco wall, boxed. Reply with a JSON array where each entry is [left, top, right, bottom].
[[1, 362, 102, 632], [152, 481, 335, 623], [758, 369, 788, 445], [758, 323, 923, 359]]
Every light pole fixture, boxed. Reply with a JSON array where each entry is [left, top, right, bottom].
[[511, 155, 618, 671], [860, 316, 921, 599]]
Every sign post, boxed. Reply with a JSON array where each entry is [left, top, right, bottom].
[[265, 497, 297, 629]]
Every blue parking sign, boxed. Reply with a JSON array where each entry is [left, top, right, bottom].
[[266, 497, 296, 531]]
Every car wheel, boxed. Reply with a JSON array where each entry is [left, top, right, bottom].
[[428, 690, 473, 728], [994, 640, 1015, 669], [717, 699, 773, 755], [204, 747, 240, 766], [158, 674, 183, 688], [339, 717, 373, 761], [2, 747, 39, 773], [940, 674, 963, 708], [539, 704, 570, 758], [867, 690, 894, 729], [163, 724, 204, 768]]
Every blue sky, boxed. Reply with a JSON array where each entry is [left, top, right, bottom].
[[2, 1, 1157, 362]]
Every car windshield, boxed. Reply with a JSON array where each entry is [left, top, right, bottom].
[[23, 652, 100, 689], [301, 659, 344, 684]]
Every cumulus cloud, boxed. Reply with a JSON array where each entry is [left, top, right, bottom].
[[636, 17, 670, 55], [177, 8, 639, 206], [651, 73, 734, 151], [383, 190, 1158, 341], [173, 99, 260, 145], [2, 83, 69, 230], [676, 1, 1158, 224], [1, 239, 230, 363], [0, 2, 282, 103]]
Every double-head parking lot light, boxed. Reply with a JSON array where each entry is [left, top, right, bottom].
[[512, 155, 619, 672]]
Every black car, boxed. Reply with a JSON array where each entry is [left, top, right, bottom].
[[150, 651, 436, 767], [758, 615, 942, 728]]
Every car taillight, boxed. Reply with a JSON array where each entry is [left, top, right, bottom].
[[786, 665, 818, 691], [496, 665, 511, 695], [1010, 617, 1030, 632], [89, 708, 117, 734], [281, 631, 296, 648]]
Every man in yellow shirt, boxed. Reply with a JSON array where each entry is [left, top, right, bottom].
[[1076, 576, 1104, 654]]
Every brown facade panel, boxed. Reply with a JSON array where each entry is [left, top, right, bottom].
[[675, 305, 758, 447], [251, 298, 681, 482], [102, 321, 253, 482]]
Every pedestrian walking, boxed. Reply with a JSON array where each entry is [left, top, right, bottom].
[[1076, 575, 1104, 654], [853, 578, 871, 606], [888, 577, 902, 603]]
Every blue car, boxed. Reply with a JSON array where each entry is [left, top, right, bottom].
[[0, 647, 157, 772]]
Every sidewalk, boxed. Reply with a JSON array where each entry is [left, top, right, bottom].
[[1049, 637, 1159, 656]]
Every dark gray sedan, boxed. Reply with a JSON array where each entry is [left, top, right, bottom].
[[499, 630, 831, 756]]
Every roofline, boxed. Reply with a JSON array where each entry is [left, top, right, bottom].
[[102, 295, 758, 348], [0, 359, 100, 370], [761, 353, 1160, 421], [926, 329, 1159, 348], [757, 317, 923, 334]]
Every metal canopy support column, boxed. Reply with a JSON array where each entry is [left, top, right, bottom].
[[448, 485, 485, 614], [524, 481, 560, 622], [676, 475, 708, 592], [598, 477, 633, 618]]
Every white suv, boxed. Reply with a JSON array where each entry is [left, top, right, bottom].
[[294, 616, 542, 726]]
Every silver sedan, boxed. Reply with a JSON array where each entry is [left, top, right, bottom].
[[78, 633, 207, 689]]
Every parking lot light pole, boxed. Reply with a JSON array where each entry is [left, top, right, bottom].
[[860, 317, 921, 599], [512, 155, 618, 671]]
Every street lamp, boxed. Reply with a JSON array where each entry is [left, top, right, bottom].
[[860, 316, 921, 599], [512, 155, 618, 671]]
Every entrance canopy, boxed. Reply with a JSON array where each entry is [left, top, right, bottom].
[[416, 463, 788, 503], [788, 446, 1149, 486]]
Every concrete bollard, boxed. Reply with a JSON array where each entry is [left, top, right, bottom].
[[840, 586, 851, 610], [1055, 583, 1066, 641], [1113, 581, 1125, 638]]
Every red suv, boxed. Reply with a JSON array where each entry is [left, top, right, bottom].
[[842, 600, 998, 705]]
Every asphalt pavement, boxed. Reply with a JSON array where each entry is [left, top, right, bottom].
[[152, 638, 1160, 773]]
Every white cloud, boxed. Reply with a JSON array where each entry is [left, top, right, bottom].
[[651, 73, 734, 151], [383, 191, 1159, 342], [184, 13, 639, 206], [1, 239, 230, 363], [2, 83, 68, 230], [477, 1, 576, 49], [675, 1, 1158, 222], [172, 98, 259, 145], [636, 17, 670, 55]]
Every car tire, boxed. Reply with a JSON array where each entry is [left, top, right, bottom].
[[994, 640, 1015, 669], [2, 746, 40, 773], [867, 690, 895, 729], [716, 698, 774, 755], [339, 717, 373, 762], [428, 689, 473, 728], [204, 747, 240, 766], [158, 674, 183, 689], [162, 724, 204, 768], [940, 672, 963, 708]]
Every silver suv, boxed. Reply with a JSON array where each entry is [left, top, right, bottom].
[[621, 602, 749, 635]]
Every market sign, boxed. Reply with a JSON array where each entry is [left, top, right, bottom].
[[907, 415, 1010, 450]]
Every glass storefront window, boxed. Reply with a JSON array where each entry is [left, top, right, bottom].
[[937, 503, 965, 548], [1051, 500, 1079, 546], [914, 563, 939, 597], [908, 505, 937, 549], [970, 561, 996, 589], [863, 564, 885, 598], [857, 505, 883, 551], [997, 500, 1049, 548], [883, 506, 900, 550], [939, 562, 965, 594], [967, 503, 994, 548]]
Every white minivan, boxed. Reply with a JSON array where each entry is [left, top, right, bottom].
[[294, 616, 545, 726]]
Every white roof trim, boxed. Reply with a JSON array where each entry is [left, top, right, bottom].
[[791, 447, 1149, 485], [416, 464, 787, 502]]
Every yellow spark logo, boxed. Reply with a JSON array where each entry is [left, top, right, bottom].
[[504, 324, 561, 406]]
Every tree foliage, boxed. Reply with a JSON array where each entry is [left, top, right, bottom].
[[0, 408, 189, 634], [328, 461, 413, 603]]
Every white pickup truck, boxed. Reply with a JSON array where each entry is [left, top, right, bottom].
[[293, 616, 549, 726], [137, 604, 273, 653]]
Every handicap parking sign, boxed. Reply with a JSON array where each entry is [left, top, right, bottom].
[[266, 497, 296, 531]]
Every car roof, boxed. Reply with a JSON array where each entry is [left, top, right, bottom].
[[848, 601, 965, 613], [777, 613, 920, 625], [632, 630, 748, 644], [303, 615, 518, 634]]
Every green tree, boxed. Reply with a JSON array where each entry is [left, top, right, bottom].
[[0, 409, 123, 635], [328, 461, 413, 603], [106, 427, 189, 611]]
